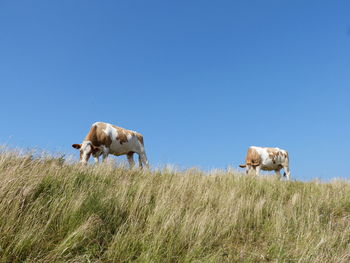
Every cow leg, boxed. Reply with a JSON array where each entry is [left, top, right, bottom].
[[127, 152, 135, 168], [102, 153, 108, 162], [246, 165, 255, 175], [246, 165, 253, 175], [101, 146, 109, 162], [255, 166, 261, 176], [138, 155, 143, 169], [275, 169, 282, 179], [283, 166, 291, 181], [92, 150, 103, 163], [138, 152, 149, 169]]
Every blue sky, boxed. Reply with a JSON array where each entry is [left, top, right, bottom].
[[0, 1, 349, 181]]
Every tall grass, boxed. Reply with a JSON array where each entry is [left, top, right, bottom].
[[0, 150, 349, 263]]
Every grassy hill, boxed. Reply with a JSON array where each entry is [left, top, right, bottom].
[[0, 151, 349, 263]]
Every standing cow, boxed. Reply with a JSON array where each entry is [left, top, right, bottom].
[[72, 122, 148, 168], [239, 146, 291, 180]]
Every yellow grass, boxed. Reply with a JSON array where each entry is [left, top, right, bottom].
[[0, 150, 349, 262]]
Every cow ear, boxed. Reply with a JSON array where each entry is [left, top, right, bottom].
[[72, 144, 81, 149]]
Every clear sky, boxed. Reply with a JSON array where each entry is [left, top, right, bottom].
[[1, 1, 349, 181]]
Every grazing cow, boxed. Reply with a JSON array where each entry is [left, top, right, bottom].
[[72, 122, 148, 168], [239, 146, 291, 180]]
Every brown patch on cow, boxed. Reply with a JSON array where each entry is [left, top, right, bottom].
[[83, 122, 144, 147], [266, 148, 278, 157], [85, 123, 112, 147], [111, 125, 144, 145], [245, 148, 262, 166], [135, 133, 144, 145], [113, 126, 129, 144], [266, 148, 280, 163]]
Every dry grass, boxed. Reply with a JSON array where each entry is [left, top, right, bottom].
[[0, 150, 349, 263]]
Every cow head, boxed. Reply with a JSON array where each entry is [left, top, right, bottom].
[[72, 141, 102, 164]]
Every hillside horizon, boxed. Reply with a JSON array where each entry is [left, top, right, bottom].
[[1, 145, 347, 183]]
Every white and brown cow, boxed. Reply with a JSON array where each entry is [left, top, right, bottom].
[[239, 146, 291, 180], [72, 122, 148, 168]]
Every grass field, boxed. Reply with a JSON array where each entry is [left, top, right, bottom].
[[0, 150, 349, 263]]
